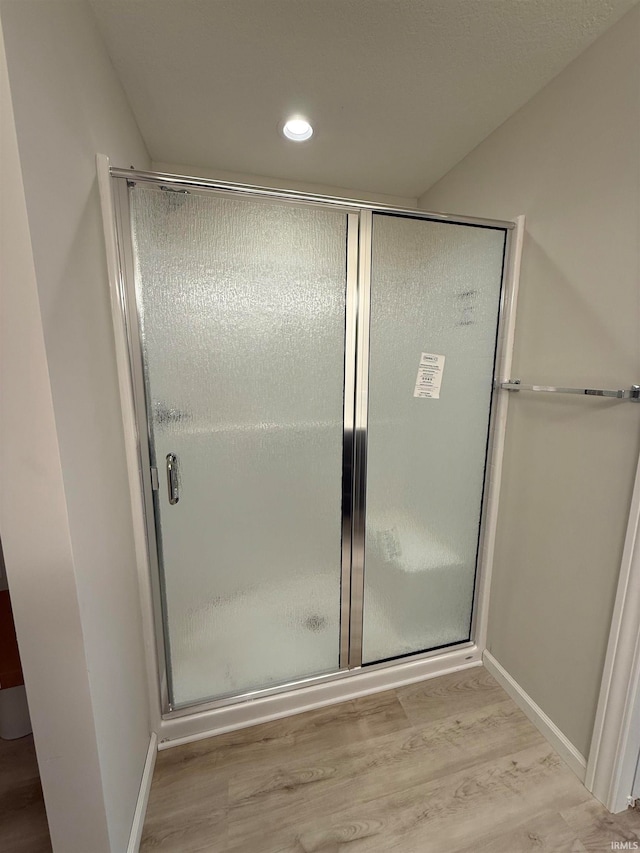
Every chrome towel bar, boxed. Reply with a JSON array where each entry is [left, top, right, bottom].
[[501, 380, 640, 402]]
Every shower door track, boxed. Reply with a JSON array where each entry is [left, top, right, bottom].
[[111, 167, 515, 229], [105, 161, 519, 737]]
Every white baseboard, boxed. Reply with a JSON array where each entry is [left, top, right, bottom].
[[483, 651, 587, 782], [127, 731, 157, 853]]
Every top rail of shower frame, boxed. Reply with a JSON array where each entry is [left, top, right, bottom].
[[110, 166, 516, 232]]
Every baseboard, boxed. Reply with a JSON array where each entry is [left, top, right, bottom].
[[127, 731, 157, 853], [483, 651, 587, 782]]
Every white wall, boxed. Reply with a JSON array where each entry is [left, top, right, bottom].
[[0, 1, 153, 849], [0, 14, 111, 850], [420, 4, 640, 759]]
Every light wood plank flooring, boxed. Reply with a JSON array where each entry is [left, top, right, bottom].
[[0, 734, 51, 852], [141, 667, 640, 852]]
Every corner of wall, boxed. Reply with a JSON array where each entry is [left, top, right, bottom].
[[0, 12, 111, 849]]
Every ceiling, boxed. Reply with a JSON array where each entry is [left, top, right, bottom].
[[90, 0, 637, 198]]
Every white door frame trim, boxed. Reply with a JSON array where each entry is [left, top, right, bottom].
[[586, 439, 640, 812]]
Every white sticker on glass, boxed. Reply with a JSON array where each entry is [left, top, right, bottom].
[[413, 352, 445, 399]]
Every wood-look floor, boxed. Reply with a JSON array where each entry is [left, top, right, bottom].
[[0, 734, 51, 853], [141, 667, 640, 853]]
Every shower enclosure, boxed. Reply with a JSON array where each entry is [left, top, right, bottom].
[[110, 168, 513, 715]]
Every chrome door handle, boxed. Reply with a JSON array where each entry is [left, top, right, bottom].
[[166, 453, 179, 505]]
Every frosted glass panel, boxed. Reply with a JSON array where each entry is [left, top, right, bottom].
[[129, 186, 347, 706], [362, 214, 506, 664]]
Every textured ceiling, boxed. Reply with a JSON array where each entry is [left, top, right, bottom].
[[90, 0, 637, 198]]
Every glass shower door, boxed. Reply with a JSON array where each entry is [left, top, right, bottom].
[[129, 186, 349, 707], [361, 213, 506, 664]]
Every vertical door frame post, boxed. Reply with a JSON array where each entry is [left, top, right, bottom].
[[339, 214, 361, 668], [348, 210, 373, 669]]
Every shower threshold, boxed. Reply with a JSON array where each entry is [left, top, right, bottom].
[[158, 641, 481, 749]]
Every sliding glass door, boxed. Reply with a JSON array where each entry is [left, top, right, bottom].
[[129, 186, 351, 707], [117, 175, 510, 711]]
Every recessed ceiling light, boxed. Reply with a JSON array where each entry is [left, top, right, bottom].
[[282, 117, 313, 142]]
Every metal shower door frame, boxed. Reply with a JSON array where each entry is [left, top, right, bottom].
[[110, 166, 515, 718], [112, 177, 172, 713]]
